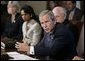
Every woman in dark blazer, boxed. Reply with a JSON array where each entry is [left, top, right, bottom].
[[1, 1, 23, 48]]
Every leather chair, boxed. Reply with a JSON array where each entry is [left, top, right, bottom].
[[72, 23, 84, 60], [76, 24, 84, 57]]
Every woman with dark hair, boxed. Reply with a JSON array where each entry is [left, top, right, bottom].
[[21, 5, 39, 24], [15, 5, 42, 47]]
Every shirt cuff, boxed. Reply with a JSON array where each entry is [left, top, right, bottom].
[[29, 46, 35, 55]]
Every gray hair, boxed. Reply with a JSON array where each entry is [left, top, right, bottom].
[[8, 1, 20, 12], [52, 7, 66, 20], [39, 10, 56, 21]]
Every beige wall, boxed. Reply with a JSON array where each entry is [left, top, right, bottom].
[[19, 1, 47, 15]]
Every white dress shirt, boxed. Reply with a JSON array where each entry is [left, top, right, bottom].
[[68, 8, 75, 21]]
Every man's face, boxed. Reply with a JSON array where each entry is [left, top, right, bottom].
[[40, 14, 54, 33], [65, 1, 74, 11], [54, 11, 65, 23], [21, 10, 31, 21]]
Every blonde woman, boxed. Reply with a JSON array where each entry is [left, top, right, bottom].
[[2, 1, 23, 48]]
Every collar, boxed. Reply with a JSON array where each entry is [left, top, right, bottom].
[[48, 22, 60, 35]]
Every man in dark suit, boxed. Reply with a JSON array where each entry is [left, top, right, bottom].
[[52, 6, 79, 47], [15, 10, 77, 60], [64, 1, 83, 24]]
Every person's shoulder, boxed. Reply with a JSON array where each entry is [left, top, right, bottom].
[[23, 22, 26, 25], [75, 7, 82, 13], [56, 23, 66, 29], [75, 7, 81, 10], [31, 19, 41, 29], [31, 19, 40, 25], [55, 23, 70, 33]]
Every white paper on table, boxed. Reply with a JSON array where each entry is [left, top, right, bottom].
[[7, 52, 38, 60]]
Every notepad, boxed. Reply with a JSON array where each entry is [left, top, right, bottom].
[[7, 52, 38, 60]]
